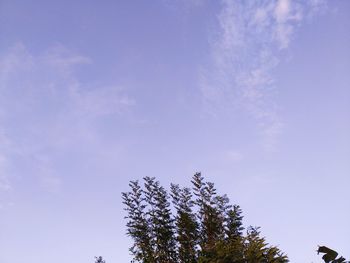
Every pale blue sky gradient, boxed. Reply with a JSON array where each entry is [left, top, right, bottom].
[[0, 1, 349, 262]]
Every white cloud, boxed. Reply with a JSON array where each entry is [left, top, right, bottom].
[[73, 85, 135, 118], [0, 174, 11, 191], [42, 44, 91, 69], [0, 43, 134, 193], [275, 0, 291, 23], [199, 0, 326, 151]]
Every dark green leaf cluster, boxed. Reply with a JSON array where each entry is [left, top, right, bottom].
[[95, 256, 106, 263], [122, 173, 288, 263], [318, 246, 349, 263]]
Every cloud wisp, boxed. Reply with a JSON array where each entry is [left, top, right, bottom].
[[0, 43, 134, 194], [200, 0, 325, 151]]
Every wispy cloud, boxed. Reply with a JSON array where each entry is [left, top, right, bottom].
[[0, 43, 134, 194], [0, 170, 11, 191], [0, 129, 12, 208], [0, 125, 12, 193], [200, 0, 325, 151]]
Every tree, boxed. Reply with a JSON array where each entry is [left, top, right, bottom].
[[122, 180, 155, 262], [191, 173, 226, 259], [122, 173, 288, 263], [225, 205, 244, 241], [144, 176, 177, 262], [94, 256, 106, 263], [171, 184, 198, 263]]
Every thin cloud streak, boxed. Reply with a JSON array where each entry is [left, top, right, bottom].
[[199, 0, 326, 151], [0, 43, 134, 194]]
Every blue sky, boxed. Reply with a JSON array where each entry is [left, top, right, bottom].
[[0, 1, 349, 262]]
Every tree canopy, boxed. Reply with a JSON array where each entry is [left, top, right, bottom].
[[95, 256, 106, 263], [122, 173, 288, 263]]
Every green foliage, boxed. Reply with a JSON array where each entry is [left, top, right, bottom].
[[243, 227, 288, 263], [225, 205, 243, 242], [144, 177, 177, 262], [192, 174, 226, 257], [318, 246, 349, 263], [122, 173, 288, 263], [171, 184, 198, 263], [122, 180, 155, 262]]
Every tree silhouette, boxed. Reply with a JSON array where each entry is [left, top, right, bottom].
[[122, 173, 288, 263], [144, 176, 177, 262], [171, 184, 198, 263], [122, 180, 154, 262], [94, 256, 106, 263]]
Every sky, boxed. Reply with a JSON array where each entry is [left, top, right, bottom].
[[0, 0, 349, 262]]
